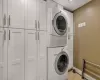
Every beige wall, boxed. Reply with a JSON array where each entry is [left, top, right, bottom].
[[73, 0, 100, 79]]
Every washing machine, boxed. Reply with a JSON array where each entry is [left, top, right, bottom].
[[47, 0, 69, 47], [47, 47, 69, 80]]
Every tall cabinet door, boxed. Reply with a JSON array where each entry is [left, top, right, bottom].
[[3, 28, 8, 80], [0, 28, 8, 80], [0, 0, 3, 27], [8, 0, 25, 28], [8, 29, 24, 80], [38, 31, 47, 80], [37, 0, 47, 31], [25, 0, 37, 29], [25, 30, 37, 80], [0, 28, 4, 80]]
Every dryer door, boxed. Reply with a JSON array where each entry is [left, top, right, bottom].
[[53, 12, 67, 36], [55, 51, 69, 75]]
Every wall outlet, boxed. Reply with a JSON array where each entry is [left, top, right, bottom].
[[78, 22, 86, 28]]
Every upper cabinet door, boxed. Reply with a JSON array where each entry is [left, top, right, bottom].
[[8, 0, 25, 29], [8, 29, 24, 80], [25, 0, 37, 29], [0, 0, 3, 27], [0, 28, 4, 80], [25, 30, 37, 80], [3, 0, 8, 28], [38, 0, 47, 31]]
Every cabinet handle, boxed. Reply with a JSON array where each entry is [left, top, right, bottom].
[[35, 32, 37, 40], [4, 30, 6, 40], [35, 20, 37, 30], [9, 30, 10, 40], [8, 15, 11, 26], [44, 0, 47, 1], [38, 21, 40, 30], [3, 14, 6, 26], [38, 32, 39, 40]]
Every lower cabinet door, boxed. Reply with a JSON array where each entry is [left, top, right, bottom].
[[0, 28, 8, 80], [0, 28, 4, 80], [25, 30, 37, 80], [38, 31, 47, 80], [8, 29, 24, 80]]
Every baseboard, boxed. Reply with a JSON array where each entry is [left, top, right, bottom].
[[73, 67, 96, 80]]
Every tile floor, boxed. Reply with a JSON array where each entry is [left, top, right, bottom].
[[68, 71, 84, 80]]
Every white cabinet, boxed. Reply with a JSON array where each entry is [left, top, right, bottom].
[[8, 29, 24, 80], [0, 28, 4, 80], [25, 0, 47, 30], [3, 28, 8, 80], [0, 0, 3, 27], [37, 0, 47, 31], [0, 0, 8, 28], [38, 31, 47, 80], [25, 30, 37, 80], [0, 28, 8, 80], [1, 0, 25, 28], [25, 0, 37, 29], [1, 0, 47, 29], [8, 0, 25, 28], [3, 0, 8, 28], [0, 0, 47, 80], [25, 30, 47, 80]]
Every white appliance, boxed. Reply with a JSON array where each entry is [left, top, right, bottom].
[[47, 0, 69, 47], [47, 47, 69, 80]]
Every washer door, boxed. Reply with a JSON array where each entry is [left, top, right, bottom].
[[53, 12, 67, 35], [55, 51, 69, 75]]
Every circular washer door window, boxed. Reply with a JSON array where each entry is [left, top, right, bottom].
[[55, 51, 69, 75], [53, 12, 68, 35]]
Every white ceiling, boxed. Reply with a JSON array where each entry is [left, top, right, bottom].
[[53, 0, 92, 11]]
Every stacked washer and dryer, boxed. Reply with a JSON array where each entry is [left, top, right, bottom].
[[46, 0, 73, 80]]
